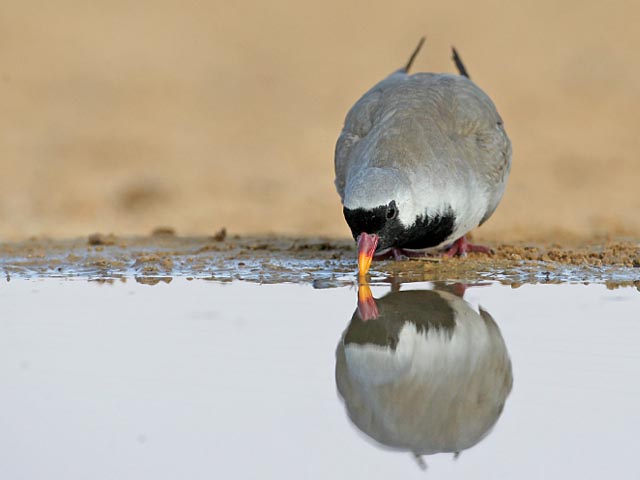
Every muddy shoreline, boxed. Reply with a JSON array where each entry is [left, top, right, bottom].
[[0, 233, 639, 288]]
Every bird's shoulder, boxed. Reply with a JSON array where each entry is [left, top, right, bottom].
[[338, 71, 508, 153], [401, 73, 512, 190], [334, 71, 511, 200], [334, 71, 410, 199]]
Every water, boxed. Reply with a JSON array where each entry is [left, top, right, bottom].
[[1, 279, 639, 479]]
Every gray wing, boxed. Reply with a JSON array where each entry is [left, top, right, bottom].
[[334, 71, 409, 200], [409, 74, 511, 189], [334, 37, 426, 200], [477, 118, 511, 225], [335, 73, 511, 208], [425, 73, 511, 225], [450, 79, 511, 225]]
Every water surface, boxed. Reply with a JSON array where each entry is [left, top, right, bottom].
[[1, 279, 639, 479]]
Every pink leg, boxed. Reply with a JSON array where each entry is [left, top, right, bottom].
[[451, 283, 467, 297], [372, 238, 492, 261], [443, 236, 493, 258], [392, 248, 405, 261]]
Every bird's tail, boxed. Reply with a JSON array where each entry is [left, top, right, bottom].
[[402, 37, 426, 73], [402, 38, 471, 79], [451, 47, 470, 78]]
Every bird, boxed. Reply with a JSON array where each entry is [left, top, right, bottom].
[[335, 286, 513, 465], [334, 38, 512, 275]]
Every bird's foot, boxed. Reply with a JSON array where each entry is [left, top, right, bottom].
[[443, 236, 493, 258], [451, 283, 467, 297]]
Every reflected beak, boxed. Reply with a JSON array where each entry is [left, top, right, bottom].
[[357, 233, 379, 276], [357, 282, 379, 321]]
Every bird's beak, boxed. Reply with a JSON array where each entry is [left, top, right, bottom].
[[357, 281, 379, 321], [357, 232, 379, 276]]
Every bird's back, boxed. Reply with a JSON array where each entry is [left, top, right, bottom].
[[335, 70, 511, 228]]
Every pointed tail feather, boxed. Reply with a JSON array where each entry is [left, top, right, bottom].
[[403, 37, 426, 73], [451, 46, 470, 78]]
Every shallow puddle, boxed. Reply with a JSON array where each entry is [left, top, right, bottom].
[[1, 279, 639, 479], [2, 235, 640, 287]]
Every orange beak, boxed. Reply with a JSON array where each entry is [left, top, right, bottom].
[[357, 233, 379, 277], [357, 281, 379, 321]]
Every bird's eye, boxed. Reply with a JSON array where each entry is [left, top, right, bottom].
[[386, 201, 398, 220]]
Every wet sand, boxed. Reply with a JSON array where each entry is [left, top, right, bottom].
[[1, 233, 638, 288]]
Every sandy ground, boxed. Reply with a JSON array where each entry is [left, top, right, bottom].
[[1, 1, 639, 242], [1, 234, 638, 287]]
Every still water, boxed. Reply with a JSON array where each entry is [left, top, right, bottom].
[[1, 279, 639, 479]]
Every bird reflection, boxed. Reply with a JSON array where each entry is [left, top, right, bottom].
[[336, 282, 513, 467]]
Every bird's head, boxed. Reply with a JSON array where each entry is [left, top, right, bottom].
[[342, 168, 415, 275]]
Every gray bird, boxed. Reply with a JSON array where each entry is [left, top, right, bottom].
[[335, 287, 513, 465], [334, 38, 512, 275]]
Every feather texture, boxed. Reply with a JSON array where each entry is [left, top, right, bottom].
[[335, 66, 511, 248]]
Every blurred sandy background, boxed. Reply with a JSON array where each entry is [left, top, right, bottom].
[[1, 0, 638, 242]]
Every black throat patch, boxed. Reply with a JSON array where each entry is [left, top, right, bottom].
[[391, 208, 456, 249], [343, 205, 387, 238], [343, 206, 456, 251], [344, 290, 456, 351]]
